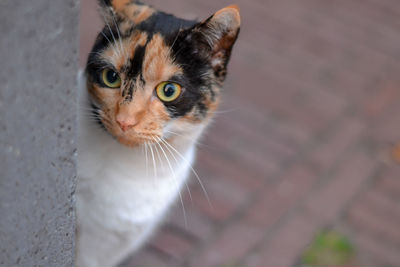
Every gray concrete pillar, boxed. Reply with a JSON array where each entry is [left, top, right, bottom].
[[0, 0, 79, 266]]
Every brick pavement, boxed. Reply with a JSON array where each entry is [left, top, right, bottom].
[[80, 0, 400, 266]]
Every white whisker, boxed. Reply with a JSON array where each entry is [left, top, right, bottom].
[[154, 138, 165, 171], [144, 141, 149, 177], [109, 7, 125, 57], [164, 130, 208, 148], [99, 24, 121, 58], [210, 108, 238, 115], [167, 28, 182, 62], [155, 136, 193, 205], [148, 141, 157, 179], [159, 137, 212, 209], [152, 136, 188, 227], [99, 0, 122, 57]]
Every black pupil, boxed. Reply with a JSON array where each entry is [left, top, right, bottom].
[[163, 84, 176, 97], [106, 70, 118, 83]]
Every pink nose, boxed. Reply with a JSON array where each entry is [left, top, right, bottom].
[[116, 117, 137, 132]]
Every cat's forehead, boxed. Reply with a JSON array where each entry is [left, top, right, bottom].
[[93, 6, 198, 75], [132, 11, 197, 36], [101, 31, 182, 82], [109, 2, 197, 39]]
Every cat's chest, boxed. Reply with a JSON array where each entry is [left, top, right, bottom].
[[76, 128, 194, 229], [77, 166, 187, 227]]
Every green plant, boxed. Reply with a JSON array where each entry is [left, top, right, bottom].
[[301, 230, 355, 266]]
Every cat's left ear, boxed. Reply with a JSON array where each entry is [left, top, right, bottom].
[[191, 5, 241, 81], [98, 0, 153, 24]]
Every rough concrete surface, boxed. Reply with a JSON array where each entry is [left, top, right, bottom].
[[0, 0, 79, 266]]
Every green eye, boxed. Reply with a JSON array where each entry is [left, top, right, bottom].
[[156, 82, 182, 102], [101, 69, 121, 88]]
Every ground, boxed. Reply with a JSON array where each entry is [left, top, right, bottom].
[[80, 0, 400, 266]]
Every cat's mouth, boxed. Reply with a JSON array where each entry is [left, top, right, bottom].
[[116, 132, 163, 148], [98, 116, 163, 147]]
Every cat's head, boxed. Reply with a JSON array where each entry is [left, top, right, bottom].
[[86, 0, 240, 147]]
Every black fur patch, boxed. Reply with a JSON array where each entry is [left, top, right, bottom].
[[123, 44, 147, 100], [128, 44, 146, 79], [99, 0, 112, 7], [164, 29, 215, 118], [136, 12, 197, 36], [160, 75, 205, 118], [121, 11, 197, 40], [86, 26, 122, 80]]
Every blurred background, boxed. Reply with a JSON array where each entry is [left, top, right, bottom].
[[81, 1, 400, 266]]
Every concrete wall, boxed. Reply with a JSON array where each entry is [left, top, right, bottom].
[[0, 0, 79, 266]]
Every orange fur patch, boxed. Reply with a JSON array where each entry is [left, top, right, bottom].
[[114, 92, 170, 147], [88, 83, 120, 109], [112, 0, 131, 12], [143, 34, 182, 82], [119, 4, 155, 25], [392, 144, 400, 163], [129, 32, 148, 58], [100, 31, 148, 71]]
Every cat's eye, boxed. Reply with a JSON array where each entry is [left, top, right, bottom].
[[156, 82, 182, 102], [101, 69, 121, 88]]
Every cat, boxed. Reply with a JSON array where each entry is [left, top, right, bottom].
[[76, 1, 240, 266]]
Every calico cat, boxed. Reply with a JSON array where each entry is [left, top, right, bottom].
[[76, 1, 240, 266]]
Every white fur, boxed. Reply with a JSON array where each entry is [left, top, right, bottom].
[[75, 72, 203, 267]]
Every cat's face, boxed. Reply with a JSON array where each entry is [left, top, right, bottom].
[[86, 0, 240, 147]]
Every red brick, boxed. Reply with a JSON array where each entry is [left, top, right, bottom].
[[149, 229, 194, 261], [372, 103, 400, 143], [356, 255, 384, 267], [242, 1, 383, 85], [188, 186, 238, 222], [269, 85, 348, 136], [166, 208, 216, 242], [206, 129, 282, 175], [322, 0, 400, 55], [353, 231, 400, 267], [197, 150, 265, 192], [189, 165, 318, 267], [196, 172, 251, 208], [266, 0, 399, 62], [126, 249, 177, 267], [306, 150, 377, 222], [245, 212, 322, 267], [189, 224, 264, 267], [377, 168, 400, 197], [214, 106, 299, 158], [296, 86, 347, 119], [348, 201, 400, 245], [245, 165, 318, 227], [361, 188, 400, 221], [240, 77, 332, 135], [364, 82, 399, 118], [269, 117, 311, 146], [309, 118, 365, 170]]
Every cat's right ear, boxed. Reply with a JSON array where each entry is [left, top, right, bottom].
[[97, 0, 128, 20], [188, 5, 241, 82]]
